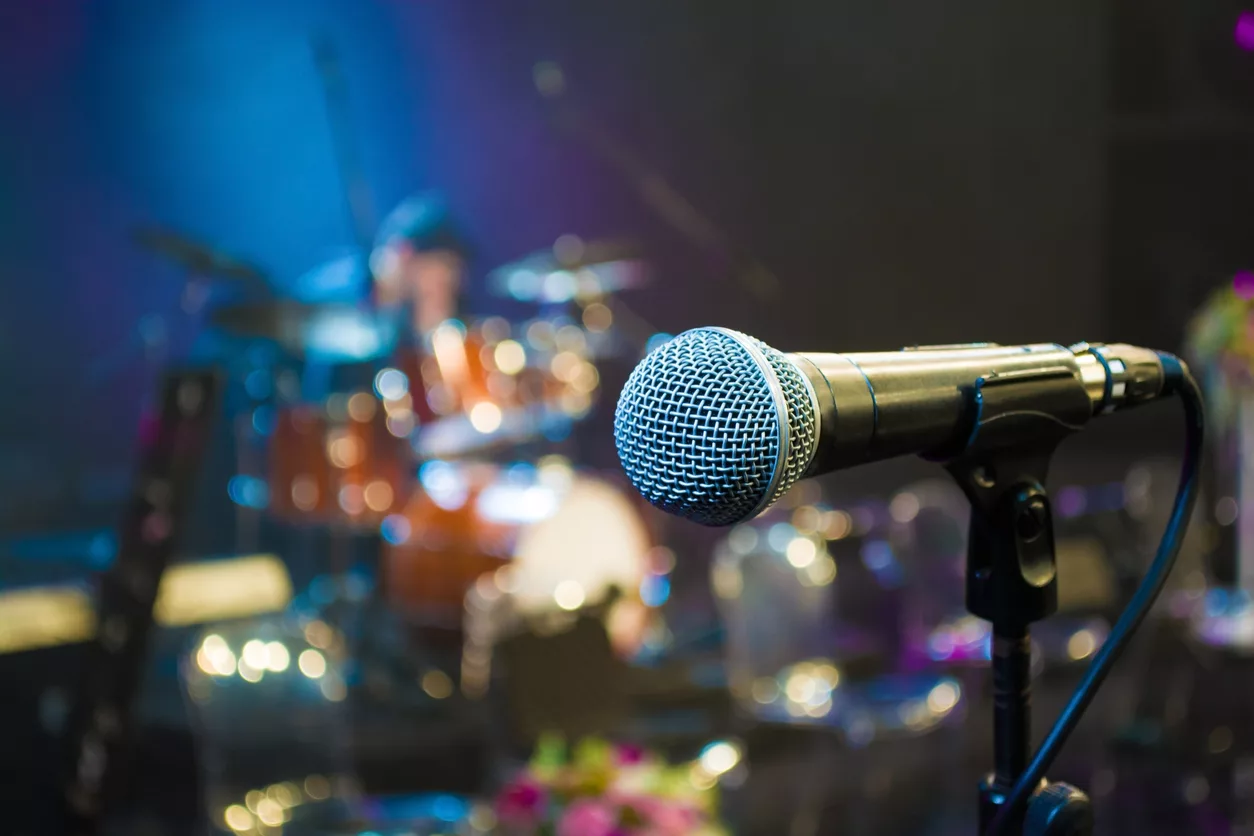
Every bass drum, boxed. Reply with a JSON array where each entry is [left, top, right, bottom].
[[380, 459, 652, 632]]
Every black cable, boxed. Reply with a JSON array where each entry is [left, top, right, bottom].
[[984, 354, 1204, 835]]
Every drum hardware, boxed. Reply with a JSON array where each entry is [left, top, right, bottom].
[[247, 304, 607, 531], [534, 61, 778, 301], [485, 238, 648, 306], [310, 34, 378, 289], [78, 228, 266, 400], [485, 238, 673, 362], [132, 227, 270, 290], [207, 301, 403, 365], [57, 370, 220, 835]]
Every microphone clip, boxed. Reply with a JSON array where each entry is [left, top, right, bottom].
[[943, 376, 1095, 836]]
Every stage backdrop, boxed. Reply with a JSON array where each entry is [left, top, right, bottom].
[[0, 0, 1107, 527]]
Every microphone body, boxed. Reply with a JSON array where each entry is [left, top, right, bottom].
[[795, 341, 1166, 474], [613, 328, 1173, 526]]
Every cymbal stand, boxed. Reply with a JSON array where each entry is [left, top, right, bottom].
[[310, 34, 378, 295], [536, 63, 779, 302]]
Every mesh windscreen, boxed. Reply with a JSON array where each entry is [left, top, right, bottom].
[[614, 328, 816, 526]]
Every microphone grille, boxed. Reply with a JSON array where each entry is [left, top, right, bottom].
[[614, 327, 818, 526]]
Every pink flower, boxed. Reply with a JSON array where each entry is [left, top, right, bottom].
[[616, 796, 701, 836], [614, 743, 647, 765], [647, 804, 701, 835], [557, 798, 618, 836], [496, 778, 547, 826]]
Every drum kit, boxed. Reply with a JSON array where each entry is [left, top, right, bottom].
[[130, 220, 677, 835], [133, 222, 660, 645]]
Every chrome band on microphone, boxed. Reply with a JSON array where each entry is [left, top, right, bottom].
[[1071, 342, 1166, 414], [790, 352, 875, 475]]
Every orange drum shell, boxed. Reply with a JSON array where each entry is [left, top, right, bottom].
[[380, 466, 515, 624], [268, 398, 414, 528], [380, 468, 664, 637], [268, 406, 336, 521]]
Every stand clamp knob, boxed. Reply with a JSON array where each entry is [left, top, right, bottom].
[[1023, 782, 1093, 836]]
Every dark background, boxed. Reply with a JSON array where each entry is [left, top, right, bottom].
[[1, 1, 1253, 833], [1, 0, 1177, 525], [7, 0, 1247, 528], [0, 0, 1247, 623]]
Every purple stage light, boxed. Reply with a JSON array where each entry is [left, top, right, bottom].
[[1236, 11, 1254, 52], [1234, 270, 1254, 299]]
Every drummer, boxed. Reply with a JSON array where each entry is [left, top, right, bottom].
[[369, 192, 474, 342]]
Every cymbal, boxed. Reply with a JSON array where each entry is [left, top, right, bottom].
[[133, 227, 269, 285], [487, 237, 647, 304], [412, 404, 574, 461], [289, 251, 369, 302], [208, 301, 400, 363]]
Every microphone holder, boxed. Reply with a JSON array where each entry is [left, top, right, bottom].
[[942, 375, 1097, 836]]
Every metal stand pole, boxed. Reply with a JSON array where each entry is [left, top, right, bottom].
[[945, 460, 1093, 836], [992, 624, 1033, 791], [980, 622, 1043, 832]]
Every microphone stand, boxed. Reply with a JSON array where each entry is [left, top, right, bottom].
[[941, 379, 1098, 836]]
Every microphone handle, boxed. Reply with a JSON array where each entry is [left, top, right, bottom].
[[793, 342, 1167, 475]]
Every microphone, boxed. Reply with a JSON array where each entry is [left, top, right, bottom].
[[613, 327, 1174, 526]]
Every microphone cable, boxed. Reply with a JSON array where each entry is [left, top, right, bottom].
[[984, 354, 1204, 835]]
